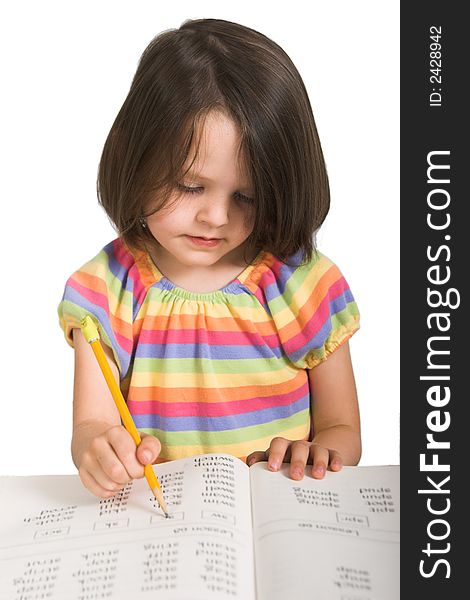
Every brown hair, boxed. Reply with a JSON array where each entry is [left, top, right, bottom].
[[97, 18, 330, 262]]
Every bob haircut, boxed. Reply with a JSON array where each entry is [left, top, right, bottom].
[[97, 18, 330, 262]]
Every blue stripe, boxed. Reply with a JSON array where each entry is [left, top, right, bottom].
[[135, 342, 282, 360], [288, 295, 357, 364], [104, 242, 130, 284], [104, 242, 143, 320], [262, 255, 308, 303], [155, 278, 249, 296], [63, 286, 130, 379], [330, 290, 354, 315], [288, 320, 332, 364], [132, 394, 310, 431], [275, 251, 304, 295]]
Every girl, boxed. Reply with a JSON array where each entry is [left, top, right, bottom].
[[58, 18, 361, 500]]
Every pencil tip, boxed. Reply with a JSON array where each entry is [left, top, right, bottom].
[[152, 487, 169, 518]]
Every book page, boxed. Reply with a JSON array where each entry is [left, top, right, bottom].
[[0, 454, 255, 600], [250, 464, 399, 600]]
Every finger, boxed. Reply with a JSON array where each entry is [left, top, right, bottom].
[[106, 427, 144, 480], [94, 449, 131, 487], [329, 449, 343, 472], [246, 451, 267, 467], [137, 433, 162, 466], [309, 444, 330, 479], [266, 437, 290, 472], [289, 441, 311, 480], [78, 466, 118, 499], [86, 436, 131, 488]]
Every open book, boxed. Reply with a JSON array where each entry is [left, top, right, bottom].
[[0, 454, 399, 599]]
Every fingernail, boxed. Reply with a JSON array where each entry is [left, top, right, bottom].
[[314, 465, 325, 476], [141, 451, 151, 463], [292, 467, 303, 479], [269, 459, 281, 471]]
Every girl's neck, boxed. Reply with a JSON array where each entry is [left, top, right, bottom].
[[146, 242, 257, 293]]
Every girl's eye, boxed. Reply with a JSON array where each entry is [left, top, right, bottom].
[[234, 191, 254, 204], [177, 183, 254, 203], [177, 184, 203, 194]]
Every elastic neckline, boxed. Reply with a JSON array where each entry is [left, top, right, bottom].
[[133, 245, 268, 301]]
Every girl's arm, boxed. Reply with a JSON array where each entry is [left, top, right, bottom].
[[308, 340, 361, 470], [71, 328, 161, 498], [246, 341, 361, 479]]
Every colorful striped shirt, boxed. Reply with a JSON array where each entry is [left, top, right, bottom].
[[58, 239, 360, 462]]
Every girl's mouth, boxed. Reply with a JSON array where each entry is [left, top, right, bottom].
[[186, 235, 222, 247]]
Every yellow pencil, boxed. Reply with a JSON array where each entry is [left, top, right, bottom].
[[80, 315, 169, 517]]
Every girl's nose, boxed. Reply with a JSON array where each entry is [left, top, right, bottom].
[[195, 195, 230, 227]]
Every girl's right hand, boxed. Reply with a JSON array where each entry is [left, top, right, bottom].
[[73, 421, 161, 499]]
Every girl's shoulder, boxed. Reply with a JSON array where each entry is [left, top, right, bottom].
[[68, 238, 159, 291], [59, 238, 156, 377], [246, 250, 359, 369], [243, 249, 339, 297]]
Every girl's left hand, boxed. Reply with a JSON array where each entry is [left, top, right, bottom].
[[246, 437, 343, 480]]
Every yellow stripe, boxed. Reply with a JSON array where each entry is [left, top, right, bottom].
[[272, 257, 335, 328], [143, 295, 270, 322], [156, 422, 311, 462], [131, 367, 299, 388]]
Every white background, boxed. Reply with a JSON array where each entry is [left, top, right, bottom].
[[0, 1, 399, 474]]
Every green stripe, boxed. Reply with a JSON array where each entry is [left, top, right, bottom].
[[58, 301, 122, 372], [147, 286, 262, 309], [133, 355, 292, 374], [302, 311, 359, 366], [267, 253, 328, 314], [332, 303, 359, 325], [140, 408, 309, 447], [99, 253, 133, 310]]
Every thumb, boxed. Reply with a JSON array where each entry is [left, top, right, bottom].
[[137, 433, 162, 465], [246, 450, 267, 467]]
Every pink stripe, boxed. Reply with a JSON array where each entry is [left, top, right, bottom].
[[283, 278, 350, 354], [68, 278, 109, 312], [113, 240, 148, 304], [127, 381, 309, 417], [113, 239, 134, 270], [269, 256, 284, 279], [115, 330, 133, 354], [68, 277, 134, 354], [253, 285, 268, 307], [139, 327, 279, 348], [257, 268, 277, 290]]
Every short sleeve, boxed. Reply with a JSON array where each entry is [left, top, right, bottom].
[[57, 240, 138, 379], [262, 251, 360, 369]]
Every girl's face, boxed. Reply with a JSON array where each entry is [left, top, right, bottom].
[[146, 111, 255, 272]]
